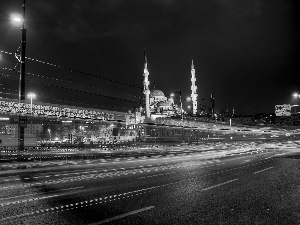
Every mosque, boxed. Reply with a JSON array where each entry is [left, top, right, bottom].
[[125, 51, 198, 125], [142, 51, 198, 121], [148, 88, 181, 120]]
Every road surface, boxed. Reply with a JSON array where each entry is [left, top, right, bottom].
[[0, 144, 299, 224]]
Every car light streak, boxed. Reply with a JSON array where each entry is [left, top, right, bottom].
[[0, 186, 84, 206]]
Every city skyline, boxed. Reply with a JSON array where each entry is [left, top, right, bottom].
[[0, 0, 299, 114]]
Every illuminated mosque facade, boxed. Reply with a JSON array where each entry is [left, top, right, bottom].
[[148, 89, 180, 120], [142, 51, 197, 121]]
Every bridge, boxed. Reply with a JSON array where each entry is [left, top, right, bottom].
[[0, 98, 126, 122]]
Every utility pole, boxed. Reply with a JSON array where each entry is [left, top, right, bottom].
[[210, 93, 214, 119], [179, 91, 183, 121], [18, 0, 26, 152]]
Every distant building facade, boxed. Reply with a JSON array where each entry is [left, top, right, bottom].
[[5, 124, 43, 136], [275, 104, 291, 116]]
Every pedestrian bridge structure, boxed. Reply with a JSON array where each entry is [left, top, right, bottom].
[[0, 99, 126, 121]]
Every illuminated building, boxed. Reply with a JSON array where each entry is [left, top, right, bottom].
[[125, 108, 145, 125], [142, 53, 183, 121], [149, 89, 181, 120]]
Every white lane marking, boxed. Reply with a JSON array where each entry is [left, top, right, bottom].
[[201, 179, 238, 191], [89, 206, 155, 225], [253, 167, 273, 174]]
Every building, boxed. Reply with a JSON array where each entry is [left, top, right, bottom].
[[142, 51, 184, 121], [125, 109, 145, 125], [148, 89, 181, 120], [5, 124, 43, 136], [275, 104, 291, 116], [0, 134, 37, 147]]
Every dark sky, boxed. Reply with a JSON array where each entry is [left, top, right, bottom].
[[0, 0, 299, 114]]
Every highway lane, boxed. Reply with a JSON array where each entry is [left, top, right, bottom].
[[0, 147, 271, 195], [0, 147, 299, 224], [0, 140, 270, 178]]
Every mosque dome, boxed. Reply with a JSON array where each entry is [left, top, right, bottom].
[[150, 89, 165, 97]]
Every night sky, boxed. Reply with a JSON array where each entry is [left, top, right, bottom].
[[0, 0, 299, 115]]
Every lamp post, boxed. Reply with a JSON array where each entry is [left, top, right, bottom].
[[171, 91, 183, 121], [292, 93, 300, 114], [19, 1, 26, 102], [179, 91, 183, 121], [210, 93, 215, 119], [186, 97, 192, 114], [13, 0, 26, 152], [48, 128, 51, 143], [27, 93, 35, 114], [27, 93, 35, 135]]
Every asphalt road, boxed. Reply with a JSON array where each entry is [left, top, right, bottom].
[[0, 146, 299, 225]]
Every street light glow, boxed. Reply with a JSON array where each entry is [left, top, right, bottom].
[[27, 93, 36, 114], [186, 97, 191, 101], [11, 14, 23, 24], [13, 17, 22, 22], [293, 93, 299, 98], [27, 93, 36, 99]]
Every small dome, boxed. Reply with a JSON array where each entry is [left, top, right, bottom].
[[157, 101, 172, 107], [150, 89, 165, 97]]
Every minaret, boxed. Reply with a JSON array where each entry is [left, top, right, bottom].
[[190, 59, 198, 116], [143, 50, 150, 118]]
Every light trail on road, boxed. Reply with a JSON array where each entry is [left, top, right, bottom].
[[0, 143, 298, 224]]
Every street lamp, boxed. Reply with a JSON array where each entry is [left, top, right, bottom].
[[27, 92, 35, 135], [105, 124, 114, 144], [27, 92, 36, 114], [210, 93, 215, 119], [292, 93, 300, 114], [12, 1, 27, 152], [11, 14, 23, 24], [186, 97, 192, 113], [48, 128, 51, 142], [171, 91, 183, 121]]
